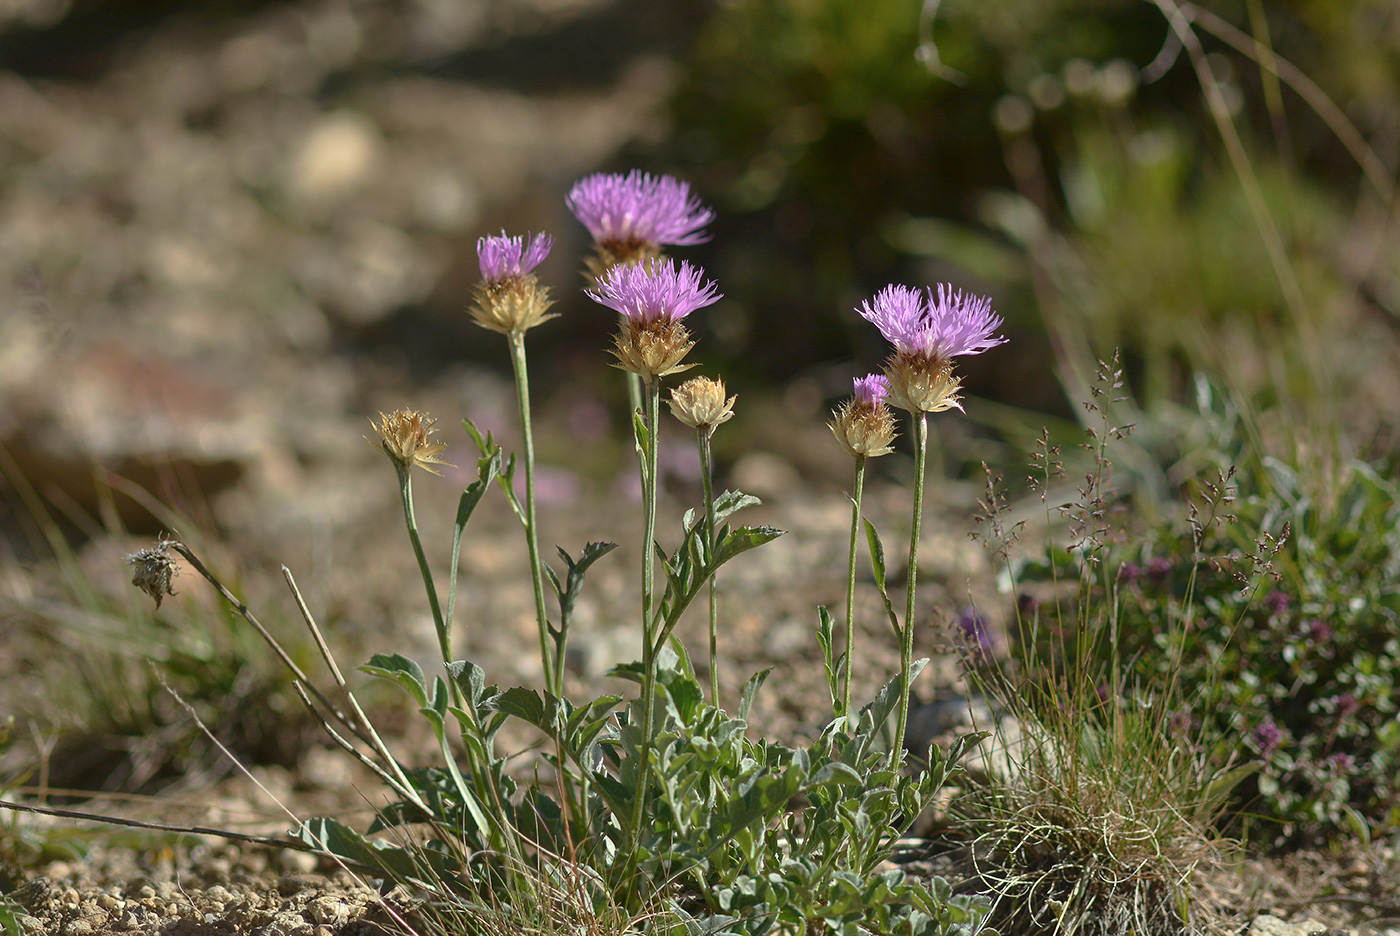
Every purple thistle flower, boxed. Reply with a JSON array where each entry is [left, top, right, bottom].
[[1146, 556, 1173, 584], [852, 373, 890, 407], [566, 170, 714, 249], [587, 258, 721, 325], [477, 231, 552, 287], [858, 284, 1006, 362]]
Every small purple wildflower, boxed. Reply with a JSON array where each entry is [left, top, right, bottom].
[[1306, 619, 1333, 643], [566, 170, 714, 249], [1118, 560, 1142, 584], [955, 607, 995, 655], [1146, 556, 1172, 585], [1265, 590, 1291, 616], [587, 258, 721, 325], [1252, 720, 1283, 758], [852, 373, 890, 407], [857, 284, 1006, 362], [476, 231, 552, 287]]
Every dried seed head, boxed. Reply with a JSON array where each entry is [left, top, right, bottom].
[[127, 538, 179, 608], [669, 377, 736, 434], [883, 353, 963, 414], [611, 318, 697, 384], [371, 409, 453, 475]]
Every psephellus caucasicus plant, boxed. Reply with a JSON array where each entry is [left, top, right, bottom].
[[118, 171, 999, 935]]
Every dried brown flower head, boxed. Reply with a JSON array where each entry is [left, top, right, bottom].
[[669, 377, 735, 434], [371, 409, 453, 475], [127, 537, 179, 608]]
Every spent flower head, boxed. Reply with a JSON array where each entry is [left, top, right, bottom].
[[371, 409, 453, 475], [831, 373, 897, 458], [470, 231, 556, 335], [128, 537, 179, 609], [588, 258, 721, 383], [669, 376, 736, 435]]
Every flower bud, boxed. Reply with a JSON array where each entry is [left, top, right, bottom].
[[669, 377, 735, 434]]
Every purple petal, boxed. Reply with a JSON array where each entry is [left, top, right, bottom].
[[586, 258, 721, 324], [477, 231, 553, 285], [566, 170, 714, 247], [857, 283, 1006, 359], [852, 373, 890, 407]]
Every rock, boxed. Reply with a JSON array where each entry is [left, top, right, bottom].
[[1249, 914, 1348, 936]]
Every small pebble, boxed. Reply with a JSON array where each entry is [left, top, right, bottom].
[[98, 894, 124, 911]]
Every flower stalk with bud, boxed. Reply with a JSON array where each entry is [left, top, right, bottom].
[[858, 284, 1005, 758], [670, 375, 736, 704], [567, 171, 716, 448], [471, 231, 561, 695], [371, 409, 456, 667], [830, 374, 897, 717], [588, 256, 721, 845]]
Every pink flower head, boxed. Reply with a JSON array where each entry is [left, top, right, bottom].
[[477, 231, 553, 287], [858, 283, 1006, 361], [566, 170, 714, 249], [587, 258, 721, 325], [852, 373, 890, 407]]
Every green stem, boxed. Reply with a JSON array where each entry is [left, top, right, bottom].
[[842, 454, 867, 718], [509, 331, 556, 698], [624, 379, 662, 899], [699, 429, 720, 705], [399, 465, 451, 666], [894, 413, 928, 764]]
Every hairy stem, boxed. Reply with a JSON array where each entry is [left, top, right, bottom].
[[509, 331, 556, 697], [399, 466, 450, 668], [842, 454, 867, 718], [699, 428, 720, 704], [894, 413, 928, 762]]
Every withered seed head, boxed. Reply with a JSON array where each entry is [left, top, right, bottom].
[[371, 409, 454, 475], [127, 538, 179, 609]]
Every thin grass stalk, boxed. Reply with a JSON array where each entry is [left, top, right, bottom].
[[509, 331, 558, 697], [698, 428, 720, 704], [841, 454, 867, 717], [894, 412, 928, 762]]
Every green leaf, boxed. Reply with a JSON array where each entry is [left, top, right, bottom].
[[864, 519, 902, 638], [817, 606, 840, 710], [713, 525, 784, 567], [738, 667, 772, 722], [446, 659, 487, 708], [864, 519, 887, 590], [293, 817, 420, 881], [359, 653, 428, 708], [711, 489, 762, 527], [489, 686, 547, 729]]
